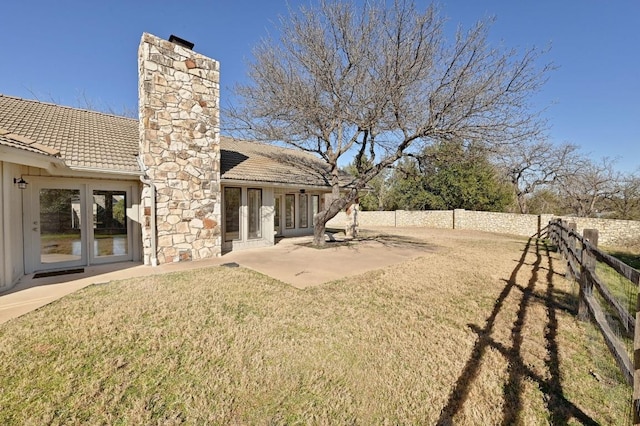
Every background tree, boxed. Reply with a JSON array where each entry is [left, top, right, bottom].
[[495, 140, 579, 213], [525, 188, 566, 215], [388, 141, 513, 211], [605, 172, 640, 220], [228, 0, 551, 245], [386, 158, 432, 210], [556, 157, 619, 217]]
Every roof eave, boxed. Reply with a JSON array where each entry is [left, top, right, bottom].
[[220, 177, 332, 190], [0, 145, 66, 171], [65, 165, 143, 178]]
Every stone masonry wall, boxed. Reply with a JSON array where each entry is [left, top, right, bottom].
[[397, 210, 454, 228], [327, 209, 640, 247], [138, 33, 221, 264]]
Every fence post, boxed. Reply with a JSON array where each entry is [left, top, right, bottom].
[[565, 222, 576, 280], [634, 289, 640, 424], [578, 229, 598, 322], [634, 290, 640, 425]]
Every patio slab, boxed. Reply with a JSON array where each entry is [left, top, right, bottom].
[[0, 230, 434, 324], [223, 235, 434, 289]]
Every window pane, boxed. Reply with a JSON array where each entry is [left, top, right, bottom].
[[312, 195, 319, 223], [40, 189, 82, 263], [93, 190, 128, 257], [285, 194, 295, 229], [274, 197, 281, 234], [248, 188, 262, 239], [225, 187, 241, 241], [299, 194, 308, 228]]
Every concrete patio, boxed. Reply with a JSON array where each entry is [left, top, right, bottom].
[[0, 231, 434, 324]]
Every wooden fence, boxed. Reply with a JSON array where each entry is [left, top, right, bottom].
[[548, 219, 640, 422]]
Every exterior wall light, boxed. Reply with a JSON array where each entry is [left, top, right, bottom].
[[13, 177, 28, 190]]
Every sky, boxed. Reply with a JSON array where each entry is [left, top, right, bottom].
[[1, 0, 638, 173]]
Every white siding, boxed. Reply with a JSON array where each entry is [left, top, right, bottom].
[[1, 161, 27, 290]]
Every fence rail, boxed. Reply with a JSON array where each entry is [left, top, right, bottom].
[[547, 219, 640, 423]]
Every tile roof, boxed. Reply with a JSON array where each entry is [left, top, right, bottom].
[[0, 129, 60, 157], [0, 94, 347, 188], [0, 94, 139, 173], [220, 137, 350, 188]]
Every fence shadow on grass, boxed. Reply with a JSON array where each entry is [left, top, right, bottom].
[[436, 238, 598, 426]]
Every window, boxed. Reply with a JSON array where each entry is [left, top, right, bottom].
[[274, 196, 281, 235], [285, 194, 295, 229], [248, 188, 262, 239], [299, 193, 308, 228], [312, 195, 320, 223], [224, 187, 241, 242]]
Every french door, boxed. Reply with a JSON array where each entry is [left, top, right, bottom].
[[25, 179, 133, 273]]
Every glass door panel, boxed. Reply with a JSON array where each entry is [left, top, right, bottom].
[[39, 188, 83, 265], [224, 187, 241, 242], [93, 190, 128, 258], [247, 188, 262, 239], [285, 194, 295, 229], [274, 196, 281, 236]]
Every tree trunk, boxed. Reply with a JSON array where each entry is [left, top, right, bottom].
[[313, 217, 326, 246], [311, 189, 358, 246]]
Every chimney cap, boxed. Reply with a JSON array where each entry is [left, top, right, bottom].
[[169, 35, 195, 50]]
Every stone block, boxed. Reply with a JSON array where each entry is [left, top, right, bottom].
[[173, 60, 188, 72], [179, 249, 192, 262], [166, 215, 181, 225], [158, 235, 173, 247], [198, 247, 212, 259], [157, 221, 173, 232], [176, 222, 190, 234]]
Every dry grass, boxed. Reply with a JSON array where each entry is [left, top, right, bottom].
[[0, 228, 630, 424]]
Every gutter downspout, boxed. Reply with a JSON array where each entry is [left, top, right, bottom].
[[137, 157, 158, 267], [139, 175, 158, 267]]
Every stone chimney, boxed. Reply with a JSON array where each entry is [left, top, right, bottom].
[[138, 33, 221, 264]]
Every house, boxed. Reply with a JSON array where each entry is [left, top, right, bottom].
[[0, 33, 343, 291]]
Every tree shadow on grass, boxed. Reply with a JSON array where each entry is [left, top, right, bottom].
[[436, 238, 598, 426]]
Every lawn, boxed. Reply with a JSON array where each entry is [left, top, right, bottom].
[[0, 229, 631, 424]]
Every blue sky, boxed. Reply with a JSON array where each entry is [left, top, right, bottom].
[[1, 1, 638, 172]]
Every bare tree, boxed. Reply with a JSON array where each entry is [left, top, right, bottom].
[[227, 0, 551, 245], [75, 89, 138, 118], [557, 157, 619, 217], [495, 141, 579, 213], [25, 86, 137, 118], [607, 172, 640, 220]]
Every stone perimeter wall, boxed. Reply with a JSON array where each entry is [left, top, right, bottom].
[[138, 33, 222, 264], [327, 210, 640, 247]]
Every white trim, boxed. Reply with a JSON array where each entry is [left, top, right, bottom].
[[0, 162, 5, 288], [0, 146, 65, 171], [67, 166, 143, 177], [23, 176, 139, 273]]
